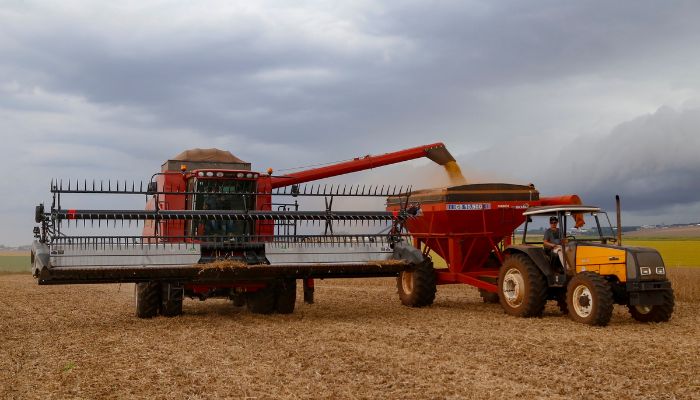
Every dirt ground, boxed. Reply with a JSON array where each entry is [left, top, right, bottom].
[[1, 275, 698, 399]]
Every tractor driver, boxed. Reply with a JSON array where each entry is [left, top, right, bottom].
[[543, 216, 565, 266]]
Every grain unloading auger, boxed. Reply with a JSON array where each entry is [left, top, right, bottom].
[[31, 143, 456, 317]]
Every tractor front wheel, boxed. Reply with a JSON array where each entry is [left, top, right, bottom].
[[628, 288, 674, 323], [397, 260, 436, 307], [566, 272, 614, 326], [497, 253, 547, 317], [135, 281, 161, 318]]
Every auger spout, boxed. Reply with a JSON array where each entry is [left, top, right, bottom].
[[270, 142, 455, 189]]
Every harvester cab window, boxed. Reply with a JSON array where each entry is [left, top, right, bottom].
[[188, 177, 256, 238]]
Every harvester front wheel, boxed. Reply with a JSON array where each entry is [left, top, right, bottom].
[[497, 253, 547, 317], [628, 288, 674, 323], [397, 260, 436, 307], [135, 281, 161, 319], [275, 279, 297, 314], [566, 272, 613, 326], [160, 283, 184, 317], [246, 283, 276, 314]]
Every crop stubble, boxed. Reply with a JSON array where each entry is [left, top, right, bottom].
[[0, 275, 698, 399]]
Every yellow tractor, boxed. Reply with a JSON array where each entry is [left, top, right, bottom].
[[498, 203, 674, 326]]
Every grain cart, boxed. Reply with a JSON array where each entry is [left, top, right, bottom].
[[31, 143, 455, 318], [387, 187, 673, 326], [498, 203, 674, 326], [386, 185, 582, 305]]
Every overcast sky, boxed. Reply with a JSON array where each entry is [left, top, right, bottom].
[[2, 1, 700, 245]]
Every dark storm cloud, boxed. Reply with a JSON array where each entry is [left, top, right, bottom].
[[549, 107, 700, 211], [2, 0, 700, 245], [4, 0, 700, 151]]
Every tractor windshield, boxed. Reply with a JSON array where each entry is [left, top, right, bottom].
[[524, 211, 617, 244], [189, 178, 256, 238]]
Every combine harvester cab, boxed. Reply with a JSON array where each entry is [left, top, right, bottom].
[[31, 144, 455, 318]]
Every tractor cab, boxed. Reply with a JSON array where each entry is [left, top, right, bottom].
[[520, 205, 618, 273]]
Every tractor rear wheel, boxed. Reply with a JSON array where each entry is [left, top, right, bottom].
[[566, 272, 614, 326], [497, 253, 547, 317], [160, 283, 184, 317], [135, 281, 161, 318], [478, 288, 500, 304], [246, 283, 276, 314], [397, 260, 436, 307], [628, 288, 674, 323], [275, 279, 297, 314]]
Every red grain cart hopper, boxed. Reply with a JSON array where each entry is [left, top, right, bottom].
[[387, 185, 581, 304]]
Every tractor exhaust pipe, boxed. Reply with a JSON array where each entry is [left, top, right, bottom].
[[616, 195, 622, 246]]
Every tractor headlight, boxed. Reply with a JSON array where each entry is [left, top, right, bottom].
[[656, 266, 665, 275], [640, 267, 651, 276]]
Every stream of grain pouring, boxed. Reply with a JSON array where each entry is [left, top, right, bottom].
[[444, 160, 467, 185]]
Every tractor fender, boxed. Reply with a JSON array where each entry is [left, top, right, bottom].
[[504, 246, 564, 287]]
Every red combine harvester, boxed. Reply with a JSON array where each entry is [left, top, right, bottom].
[[32, 143, 458, 317]]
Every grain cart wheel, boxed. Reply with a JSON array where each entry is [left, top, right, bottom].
[[160, 283, 184, 317], [397, 260, 437, 307], [566, 272, 614, 326], [627, 288, 674, 323], [135, 281, 161, 318], [497, 254, 547, 317], [478, 288, 500, 304], [275, 279, 297, 314], [246, 283, 276, 314]]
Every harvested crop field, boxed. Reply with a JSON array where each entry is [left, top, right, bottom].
[[1, 275, 698, 399]]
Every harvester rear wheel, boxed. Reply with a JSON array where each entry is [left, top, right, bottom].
[[246, 283, 276, 314], [135, 281, 161, 319], [275, 279, 297, 314], [160, 283, 184, 317], [566, 272, 613, 326], [478, 289, 500, 304], [397, 260, 436, 307], [627, 288, 674, 323], [497, 253, 547, 317]]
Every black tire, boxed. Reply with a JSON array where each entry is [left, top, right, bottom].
[[397, 260, 437, 307], [556, 294, 569, 315], [566, 272, 614, 326], [160, 283, 184, 317], [135, 282, 161, 319], [497, 253, 547, 317], [627, 288, 674, 323], [246, 283, 276, 314], [478, 288, 500, 304], [275, 279, 297, 314]]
